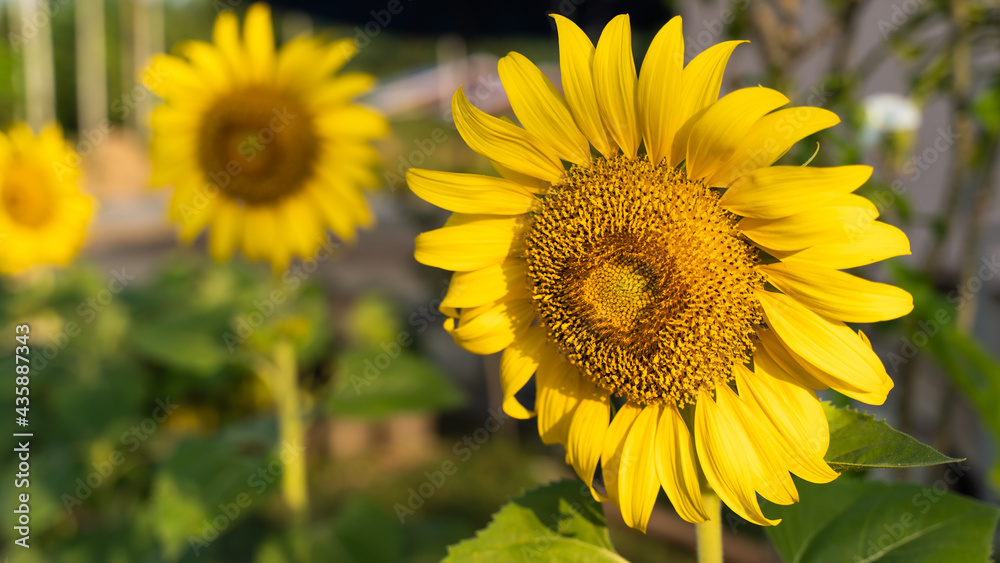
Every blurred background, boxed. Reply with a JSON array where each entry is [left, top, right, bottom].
[[0, 0, 998, 561]]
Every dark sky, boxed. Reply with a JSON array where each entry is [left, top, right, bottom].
[[269, 0, 675, 36]]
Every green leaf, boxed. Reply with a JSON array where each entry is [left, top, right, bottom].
[[825, 403, 961, 470], [128, 316, 230, 375], [443, 479, 625, 563], [766, 477, 999, 563], [328, 349, 464, 419]]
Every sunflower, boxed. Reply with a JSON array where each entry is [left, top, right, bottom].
[[147, 3, 386, 269], [409, 15, 913, 531], [0, 123, 94, 274]]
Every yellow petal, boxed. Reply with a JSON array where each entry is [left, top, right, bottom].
[[709, 107, 841, 187], [209, 201, 243, 261], [567, 381, 611, 500], [760, 261, 913, 323], [655, 403, 708, 523], [173, 41, 232, 93], [550, 14, 615, 158], [243, 3, 275, 80], [536, 344, 583, 445], [453, 88, 564, 183], [143, 55, 209, 100], [175, 187, 220, 242], [308, 182, 358, 242], [444, 295, 533, 355], [739, 194, 878, 251], [638, 16, 684, 165], [616, 404, 661, 532], [593, 15, 639, 156], [414, 216, 522, 272], [601, 403, 641, 506], [719, 382, 799, 506], [499, 325, 546, 419], [685, 87, 790, 182], [720, 165, 872, 220], [309, 72, 377, 107], [669, 40, 746, 166], [695, 388, 779, 526], [756, 289, 893, 405], [212, 10, 247, 82], [407, 169, 536, 215], [315, 105, 388, 139], [441, 259, 527, 309], [766, 220, 911, 269], [741, 359, 839, 484], [490, 160, 550, 193], [498, 52, 591, 164], [755, 328, 829, 391]]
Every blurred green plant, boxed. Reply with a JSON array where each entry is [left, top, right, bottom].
[[0, 254, 471, 561]]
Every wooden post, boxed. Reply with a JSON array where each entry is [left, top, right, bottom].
[[132, 0, 164, 138], [16, 0, 57, 129], [75, 0, 108, 135]]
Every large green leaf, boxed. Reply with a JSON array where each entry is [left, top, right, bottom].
[[443, 479, 625, 563], [825, 403, 960, 470], [328, 349, 464, 419], [766, 478, 999, 562]]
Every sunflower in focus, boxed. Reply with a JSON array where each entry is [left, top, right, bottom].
[[147, 3, 386, 269], [0, 123, 93, 274], [409, 15, 913, 530]]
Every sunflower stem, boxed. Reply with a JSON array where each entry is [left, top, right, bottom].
[[271, 340, 309, 528], [696, 492, 723, 563]]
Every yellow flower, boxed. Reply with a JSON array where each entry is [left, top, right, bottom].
[[409, 15, 914, 531], [0, 123, 94, 274], [147, 3, 386, 270]]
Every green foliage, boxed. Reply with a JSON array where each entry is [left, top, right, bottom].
[[0, 255, 469, 559], [766, 477, 999, 562], [824, 403, 960, 470], [444, 480, 626, 563]]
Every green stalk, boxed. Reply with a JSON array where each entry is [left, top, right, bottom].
[[271, 340, 308, 525]]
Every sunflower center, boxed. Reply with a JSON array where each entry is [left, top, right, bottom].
[[580, 259, 652, 329], [197, 86, 320, 205], [524, 155, 763, 406], [2, 161, 54, 227]]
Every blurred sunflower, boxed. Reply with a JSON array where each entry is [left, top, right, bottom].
[[147, 3, 386, 269], [410, 15, 913, 531], [0, 123, 93, 274]]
